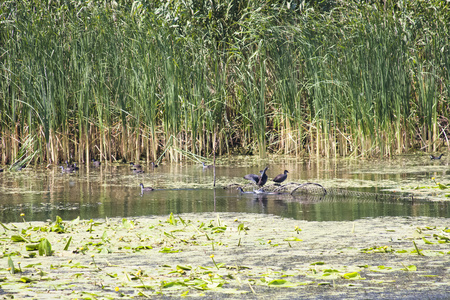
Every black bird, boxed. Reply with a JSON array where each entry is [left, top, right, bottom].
[[0, 168, 3, 172], [272, 170, 289, 185], [140, 183, 154, 192], [60, 165, 76, 173], [65, 160, 79, 170], [202, 162, 213, 169], [133, 169, 144, 174], [257, 167, 269, 187], [151, 162, 158, 168], [430, 154, 444, 160], [130, 162, 142, 170], [92, 159, 101, 167], [244, 172, 261, 184]]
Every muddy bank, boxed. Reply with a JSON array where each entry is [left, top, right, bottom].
[[1, 213, 449, 299]]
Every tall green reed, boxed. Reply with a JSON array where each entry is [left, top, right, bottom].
[[1, 0, 449, 164]]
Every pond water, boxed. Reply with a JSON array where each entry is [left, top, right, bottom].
[[0, 155, 449, 223]]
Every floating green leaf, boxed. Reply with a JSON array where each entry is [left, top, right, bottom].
[[402, 265, 417, 271], [26, 244, 39, 251], [284, 237, 303, 241], [422, 237, 434, 244], [159, 247, 181, 253], [267, 279, 299, 287], [20, 277, 34, 283], [11, 235, 28, 242], [342, 272, 365, 280]]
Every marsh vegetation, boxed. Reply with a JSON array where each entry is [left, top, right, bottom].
[[1, 1, 449, 168], [1, 213, 449, 299]]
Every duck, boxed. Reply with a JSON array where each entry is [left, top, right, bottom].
[[130, 162, 142, 170], [92, 159, 101, 167], [60, 165, 76, 173], [257, 167, 269, 187], [430, 154, 444, 160], [272, 170, 289, 185], [202, 162, 213, 169], [140, 183, 154, 192], [65, 161, 79, 170], [133, 169, 144, 174]]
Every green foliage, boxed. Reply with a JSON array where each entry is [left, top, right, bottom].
[[38, 238, 53, 256], [0, 0, 449, 163]]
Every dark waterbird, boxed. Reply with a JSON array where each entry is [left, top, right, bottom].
[[272, 170, 289, 184], [130, 162, 142, 169], [202, 162, 213, 169], [60, 165, 76, 173], [430, 154, 444, 160], [0, 168, 3, 172], [244, 172, 261, 184], [92, 159, 101, 167], [257, 167, 269, 187], [140, 183, 154, 192], [244, 167, 269, 187], [65, 161, 79, 170]]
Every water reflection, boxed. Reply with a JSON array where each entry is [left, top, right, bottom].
[[0, 156, 449, 222]]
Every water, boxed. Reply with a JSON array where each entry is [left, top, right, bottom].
[[0, 156, 449, 222]]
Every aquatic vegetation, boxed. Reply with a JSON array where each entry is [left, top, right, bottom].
[[0, 214, 448, 298], [1, 2, 449, 164]]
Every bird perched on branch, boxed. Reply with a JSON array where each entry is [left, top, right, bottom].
[[257, 167, 269, 187], [244, 167, 269, 187], [272, 170, 289, 185], [244, 172, 260, 184]]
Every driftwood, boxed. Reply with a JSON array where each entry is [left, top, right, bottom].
[[226, 181, 416, 201]]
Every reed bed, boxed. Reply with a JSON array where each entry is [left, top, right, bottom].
[[0, 0, 449, 166]]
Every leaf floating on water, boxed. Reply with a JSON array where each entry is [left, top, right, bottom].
[[284, 237, 303, 241], [159, 247, 181, 253], [437, 183, 448, 190], [310, 262, 325, 265], [422, 237, 434, 244], [26, 244, 39, 251], [342, 272, 365, 280], [267, 279, 299, 287], [402, 265, 417, 271], [11, 235, 28, 243], [176, 265, 192, 271]]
